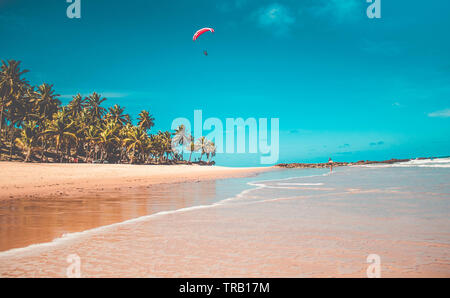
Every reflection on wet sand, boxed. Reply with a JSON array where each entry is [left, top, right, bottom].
[[0, 181, 218, 252]]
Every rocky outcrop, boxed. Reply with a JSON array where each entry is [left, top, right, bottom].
[[276, 158, 413, 169]]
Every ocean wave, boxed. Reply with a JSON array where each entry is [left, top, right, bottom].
[[220, 172, 330, 204], [360, 158, 450, 168], [277, 183, 324, 186]]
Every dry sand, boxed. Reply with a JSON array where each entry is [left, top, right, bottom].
[[0, 162, 271, 201]]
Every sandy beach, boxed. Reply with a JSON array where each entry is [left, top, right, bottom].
[[1, 164, 449, 277], [0, 162, 271, 201]]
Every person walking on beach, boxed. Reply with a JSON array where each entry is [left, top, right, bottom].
[[328, 157, 333, 173]]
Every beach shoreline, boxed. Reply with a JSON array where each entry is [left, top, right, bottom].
[[0, 162, 273, 201], [1, 164, 449, 277]]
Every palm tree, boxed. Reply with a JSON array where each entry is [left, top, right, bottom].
[[31, 83, 61, 121], [20, 87, 38, 123], [148, 134, 159, 163], [72, 110, 89, 157], [43, 108, 77, 162], [162, 131, 173, 161], [98, 119, 120, 161], [206, 141, 217, 164], [15, 121, 40, 162], [67, 94, 87, 117], [86, 92, 107, 123], [137, 110, 155, 132], [24, 83, 60, 159], [187, 134, 197, 162], [123, 126, 148, 164], [117, 123, 133, 163], [144, 136, 155, 163], [6, 96, 33, 159], [149, 131, 172, 163], [105, 104, 129, 127], [123, 114, 132, 125], [196, 136, 209, 162], [0, 62, 30, 159], [172, 125, 190, 160], [0, 60, 29, 134], [83, 124, 100, 162]]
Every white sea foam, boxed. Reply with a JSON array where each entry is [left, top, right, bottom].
[[359, 158, 450, 168], [277, 183, 324, 186], [220, 172, 329, 204]]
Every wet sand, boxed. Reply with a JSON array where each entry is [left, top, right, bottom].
[[0, 181, 222, 252], [0, 162, 270, 201], [0, 162, 270, 252]]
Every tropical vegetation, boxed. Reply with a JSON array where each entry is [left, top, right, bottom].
[[0, 59, 217, 164]]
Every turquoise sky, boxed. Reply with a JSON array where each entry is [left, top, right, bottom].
[[1, 0, 449, 166]]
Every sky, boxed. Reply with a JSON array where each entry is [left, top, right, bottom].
[[1, 0, 449, 166]]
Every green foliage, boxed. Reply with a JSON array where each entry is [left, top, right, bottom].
[[0, 59, 217, 164]]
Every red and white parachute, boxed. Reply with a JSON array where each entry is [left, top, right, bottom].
[[193, 28, 214, 41]]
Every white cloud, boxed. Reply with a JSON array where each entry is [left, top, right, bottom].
[[101, 92, 129, 98], [428, 109, 450, 118], [255, 3, 295, 34], [60, 92, 129, 99]]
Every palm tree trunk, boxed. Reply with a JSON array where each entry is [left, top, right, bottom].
[[40, 137, 45, 162], [56, 142, 62, 163], [25, 147, 31, 162], [8, 127, 15, 160], [0, 102, 4, 136], [40, 140, 46, 162], [1, 105, 8, 141], [87, 145, 93, 163], [9, 139, 13, 160], [67, 143, 71, 161], [131, 147, 136, 164]]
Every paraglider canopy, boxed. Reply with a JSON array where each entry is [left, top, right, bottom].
[[193, 28, 214, 41]]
